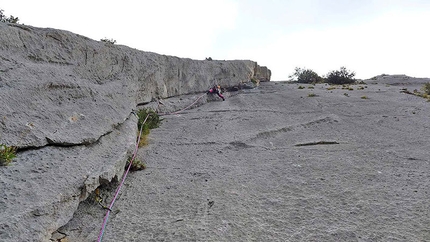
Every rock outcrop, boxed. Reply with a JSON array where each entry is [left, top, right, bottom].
[[254, 64, 271, 82], [0, 22, 270, 242]]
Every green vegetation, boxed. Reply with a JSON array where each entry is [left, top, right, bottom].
[[289, 66, 356, 85], [125, 109, 162, 172], [251, 77, 258, 85], [135, 108, 162, 148], [361, 96, 368, 99], [136, 109, 162, 136], [308, 93, 316, 97], [298, 85, 305, 89], [126, 157, 146, 172], [289, 67, 323, 84], [0, 144, 17, 166], [138, 134, 149, 147], [422, 82, 430, 95], [401, 84, 430, 100], [0, 9, 19, 23], [325, 67, 355, 85]]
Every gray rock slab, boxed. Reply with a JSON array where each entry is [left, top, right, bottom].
[[61, 81, 430, 241], [0, 22, 266, 149], [0, 22, 269, 241], [0, 115, 136, 242]]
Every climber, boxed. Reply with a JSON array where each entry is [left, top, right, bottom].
[[207, 85, 225, 101]]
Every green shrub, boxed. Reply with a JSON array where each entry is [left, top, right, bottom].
[[0, 144, 17, 166], [298, 85, 305, 89], [289, 67, 323, 83], [136, 109, 162, 135], [0, 9, 19, 23], [308, 93, 316, 97], [325, 67, 355, 85]]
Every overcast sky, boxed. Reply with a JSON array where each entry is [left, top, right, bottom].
[[2, 0, 430, 80]]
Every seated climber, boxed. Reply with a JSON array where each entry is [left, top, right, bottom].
[[207, 85, 225, 101]]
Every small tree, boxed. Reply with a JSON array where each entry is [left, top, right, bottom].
[[325, 67, 355, 85], [289, 67, 323, 83], [0, 9, 20, 23]]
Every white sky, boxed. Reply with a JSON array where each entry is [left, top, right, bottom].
[[2, 0, 430, 80]]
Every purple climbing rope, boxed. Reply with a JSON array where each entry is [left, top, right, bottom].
[[97, 113, 150, 242]]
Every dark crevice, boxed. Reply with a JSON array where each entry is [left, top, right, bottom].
[[137, 101, 151, 106], [295, 141, 340, 147], [16, 113, 136, 153]]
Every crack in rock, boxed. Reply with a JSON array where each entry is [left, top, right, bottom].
[[295, 141, 340, 146]]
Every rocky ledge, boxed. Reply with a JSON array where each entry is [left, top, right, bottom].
[[0, 22, 270, 242]]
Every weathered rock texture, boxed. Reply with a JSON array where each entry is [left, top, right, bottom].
[[61, 80, 430, 241], [0, 22, 270, 242], [254, 64, 271, 82]]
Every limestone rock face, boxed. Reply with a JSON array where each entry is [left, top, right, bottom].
[[254, 64, 271, 82], [0, 22, 270, 241], [0, 23, 267, 149]]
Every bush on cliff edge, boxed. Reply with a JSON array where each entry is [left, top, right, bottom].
[[0, 9, 19, 23], [325, 67, 356, 85], [289, 66, 356, 85], [289, 67, 323, 84]]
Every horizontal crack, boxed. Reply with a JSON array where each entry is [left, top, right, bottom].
[[16, 112, 136, 153], [295, 141, 339, 147]]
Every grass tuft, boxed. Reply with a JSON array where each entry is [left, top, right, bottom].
[[126, 157, 146, 172], [0, 144, 17, 166]]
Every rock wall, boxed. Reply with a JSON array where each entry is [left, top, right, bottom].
[[0, 22, 270, 241], [254, 64, 271, 82]]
